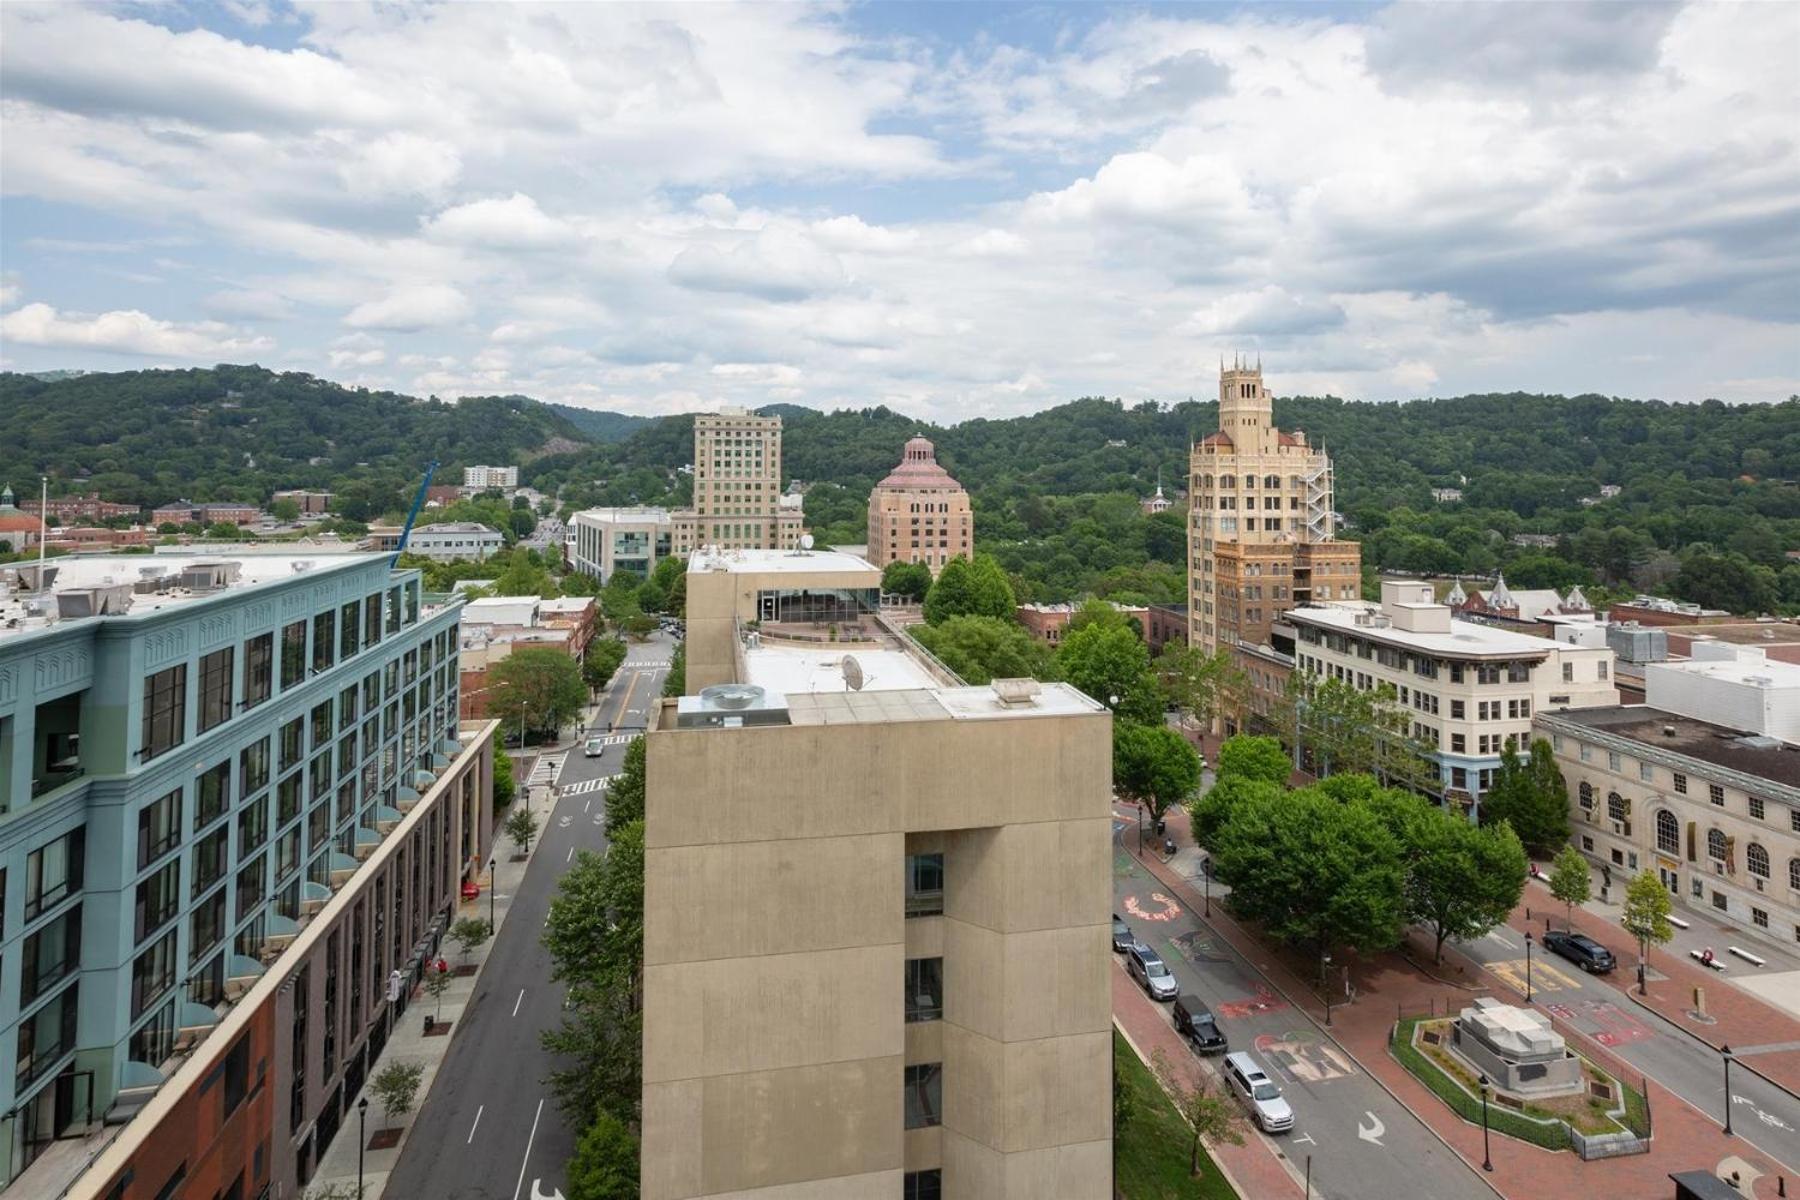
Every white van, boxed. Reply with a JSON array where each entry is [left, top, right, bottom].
[[1222, 1051, 1294, 1133]]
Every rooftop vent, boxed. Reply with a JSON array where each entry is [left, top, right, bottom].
[[699, 683, 765, 711], [1663, 725, 1677, 737], [991, 678, 1041, 707]]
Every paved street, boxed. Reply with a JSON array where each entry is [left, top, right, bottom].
[[383, 633, 673, 1200], [1457, 918, 1800, 1174], [1111, 818, 1495, 1200]]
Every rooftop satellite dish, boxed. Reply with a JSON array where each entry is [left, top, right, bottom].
[[800, 533, 815, 552], [841, 654, 865, 692]]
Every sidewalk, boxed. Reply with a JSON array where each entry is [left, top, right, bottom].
[[1134, 805, 1796, 1199], [307, 784, 558, 1198], [1111, 966, 1303, 1199], [1515, 878, 1800, 1097]]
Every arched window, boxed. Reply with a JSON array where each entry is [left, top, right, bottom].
[[1655, 809, 1679, 856], [1264, 474, 1280, 489], [1579, 781, 1595, 809], [1607, 791, 1627, 823], [1748, 843, 1770, 879], [1219, 475, 1235, 489], [1789, 858, 1800, 892], [1202, 474, 1213, 489], [1708, 828, 1727, 861]]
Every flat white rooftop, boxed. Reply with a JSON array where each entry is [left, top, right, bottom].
[[574, 506, 674, 525], [784, 680, 1105, 726], [743, 645, 939, 695], [1654, 654, 1800, 688], [689, 547, 877, 576], [1289, 602, 1569, 657]]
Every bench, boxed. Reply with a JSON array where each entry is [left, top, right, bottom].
[[1728, 945, 1767, 967], [1690, 949, 1728, 972]]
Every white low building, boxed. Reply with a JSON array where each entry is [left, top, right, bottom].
[[405, 522, 505, 561], [569, 506, 675, 582]]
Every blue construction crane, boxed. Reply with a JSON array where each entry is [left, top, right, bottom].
[[390, 460, 440, 567]]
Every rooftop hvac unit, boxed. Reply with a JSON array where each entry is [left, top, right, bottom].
[[991, 678, 1041, 706]]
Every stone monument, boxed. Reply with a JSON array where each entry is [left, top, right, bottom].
[[1451, 997, 1583, 1098]]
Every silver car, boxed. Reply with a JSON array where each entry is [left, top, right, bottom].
[[1125, 942, 1178, 1002], [1223, 1051, 1294, 1133]]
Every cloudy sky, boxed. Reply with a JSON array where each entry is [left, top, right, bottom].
[[1, 1, 1795, 420]]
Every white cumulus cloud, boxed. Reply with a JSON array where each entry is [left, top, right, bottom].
[[343, 284, 472, 332], [0, 302, 273, 357]]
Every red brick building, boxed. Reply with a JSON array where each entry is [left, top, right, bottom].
[[24, 492, 142, 522]]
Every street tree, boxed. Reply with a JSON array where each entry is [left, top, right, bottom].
[[909, 615, 1050, 684], [271, 497, 301, 521], [1620, 869, 1674, 992], [505, 805, 541, 856], [880, 560, 932, 602], [449, 916, 491, 965], [487, 647, 587, 741], [1480, 741, 1571, 855], [1406, 805, 1529, 962], [922, 553, 1014, 625], [602, 737, 646, 837], [369, 1060, 424, 1132], [1189, 774, 1285, 849], [423, 962, 453, 1019], [566, 1111, 639, 1200], [1113, 723, 1202, 826], [1150, 1049, 1244, 1180], [491, 729, 516, 808], [1215, 734, 1291, 786], [583, 638, 628, 695], [1054, 620, 1163, 725], [1154, 643, 1247, 728], [1548, 844, 1591, 928], [1210, 785, 1408, 967]]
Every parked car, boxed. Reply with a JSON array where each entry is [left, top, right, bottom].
[[1542, 930, 1616, 973], [1112, 914, 1135, 954], [1126, 942, 1178, 1002], [583, 736, 606, 758], [1173, 994, 1227, 1055], [1223, 1051, 1294, 1133]]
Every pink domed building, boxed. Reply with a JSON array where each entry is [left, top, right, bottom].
[[866, 435, 973, 575]]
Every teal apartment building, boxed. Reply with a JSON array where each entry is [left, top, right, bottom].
[[0, 552, 496, 1197]]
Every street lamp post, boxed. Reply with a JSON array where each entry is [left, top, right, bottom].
[[357, 1096, 369, 1197], [1478, 1074, 1493, 1171], [1322, 951, 1333, 1026], [1524, 931, 1534, 1003], [1202, 857, 1212, 919], [488, 854, 497, 928], [1723, 1045, 1735, 1136]]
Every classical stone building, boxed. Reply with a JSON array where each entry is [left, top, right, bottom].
[[867, 436, 973, 576], [686, 409, 805, 552], [1188, 361, 1361, 655]]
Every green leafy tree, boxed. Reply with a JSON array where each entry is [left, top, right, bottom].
[[1406, 804, 1529, 962], [584, 638, 628, 694], [1150, 1049, 1245, 1180], [880, 560, 933, 601], [270, 497, 301, 521], [487, 647, 588, 740], [449, 916, 491, 965], [1155, 644, 1247, 729], [1215, 734, 1290, 786], [662, 643, 685, 697], [566, 1111, 639, 1200], [1547, 844, 1591, 928], [505, 805, 541, 855], [1210, 785, 1408, 967], [602, 738, 647, 838], [1480, 741, 1571, 855], [1189, 774, 1284, 850], [909, 615, 1050, 684], [1113, 723, 1202, 825], [491, 730, 516, 808], [423, 962, 454, 1019], [1054, 620, 1163, 725], [369, 1060, 425, 1132], [922, 553, 1014, 625], [1620, 869, 1674, 990]]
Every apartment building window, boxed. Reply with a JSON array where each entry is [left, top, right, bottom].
[[25, 828, 85, 921], [198, 647, 234, 733], [1562, 662, 1574, 683], [903, 1170, 942, 1200], [278, 773, 302, 825], [1637, 761, 1654, 784], [141, 664, 187, 761], [1710, 783, 1726, 807], [1579, 744, 1591, 763], [1790, 809, 1800, 834], [903, 1063, 942, 1129], [197, 760, 230, 828], [1509, 699, 1532, 720], [311, 701, 333, 748], [279, 717, 304, 773], [1790, 858, 1800, 892], [1708, 829, 1727, 862], [280, 620, 307, 688], [136, 860, 182, 944], [21, 907, 82, 1005], [290, 966, 309, 1133], [193, 827, 228, 898], [190, 888, 227, 964], [138, 789, 183, 868], [905, 854, 944, 917], [1607, 792, 1628, 825], [1713, 891, 1728, 911], [1578, 782, 1595, 810], [1450, 700, 1464, 719], [312, 610, 336, 673], [244, 633, 274, 710], [340, 601, 361, 659], [1748, 843, 1770, 880], [1674, 772, 1687, 796], [17, 984, 81, 1088], [239, 795, 269, 855], [1656, 810, 1680, 855], [1607, 751, 1621, 772], [236, 856, 266, 918], [132, 930, 177, 1019], [906, 958, 944, 1023], [1755, 907, 1770, 928], [1599, 662, 1609, 680], [241, 738, 270, 796], [1749, 796, 1766, 820]]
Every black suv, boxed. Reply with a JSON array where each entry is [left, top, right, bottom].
[[1112, 914, 1135, 954], [1542, 929, 1616, 973], [1173, 994, 1227, 1055]]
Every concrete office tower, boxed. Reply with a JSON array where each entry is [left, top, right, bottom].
[[867, 435, 974, 576], [640, 548, 1114, 1199], [0, 553, 496, 1197], [690, 408, 806, 551], [1188, 359, 1362, 654]]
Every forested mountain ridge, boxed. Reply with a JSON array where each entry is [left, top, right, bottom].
[[0, 365, 592, 508], [541, 402, 649, 442]]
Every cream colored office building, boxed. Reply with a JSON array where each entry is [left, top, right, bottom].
[[686, 408, 806, 551], [1189, 360, 1362, 654], [641, 548, 1114, 1199]]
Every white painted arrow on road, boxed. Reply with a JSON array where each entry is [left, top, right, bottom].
[[531, 1181, 565, 1200], [1357, 1112, 1385, 1146]]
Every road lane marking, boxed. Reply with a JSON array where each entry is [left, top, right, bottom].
[[512, 1098, 545, 1200], [467, 1105, 483, 1144], [566, 847, 574, 863], [1357, 1111, 1385, 1145], [512, 988, 526, 1017], [584, 800, 591, 813]]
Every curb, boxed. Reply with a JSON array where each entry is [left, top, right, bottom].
[[1129, 843, 1509, 1200], [1111, 1017, 1276, 1200], [1622, 989, 1800, 1107]]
